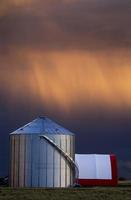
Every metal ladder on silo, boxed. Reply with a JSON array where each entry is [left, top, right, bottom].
[[40, 135, 79, 185]]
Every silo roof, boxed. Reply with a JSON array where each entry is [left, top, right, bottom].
[[10, 117, 74, 135]]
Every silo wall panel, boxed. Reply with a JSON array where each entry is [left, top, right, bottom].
[[19, 135, 25, 187], [69, 135, 75, 185], [66, 135, 71, 187], [14, 135, 19, 187], [60, 135, 66, 187], [31, 135, 39, 187], [10, 133, 75, 188], [25, 135, 32, 187], [10, 135, 15, 187], [47, 142, 54, 187], [53, 135, 61, 187], [39, 137, 47, 187], [70, 135, 75, 160]]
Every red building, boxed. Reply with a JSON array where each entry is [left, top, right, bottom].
[[75, 154, 118, 186]]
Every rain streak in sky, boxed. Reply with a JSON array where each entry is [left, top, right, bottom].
[[1, 0, 131, 178]]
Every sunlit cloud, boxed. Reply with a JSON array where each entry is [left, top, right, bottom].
[[1, 49, 131, 112], [1, 0, 131, 114], [0, 0, 33, 16]]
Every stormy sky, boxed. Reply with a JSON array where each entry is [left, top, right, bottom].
[[0, 0, 131, 178]]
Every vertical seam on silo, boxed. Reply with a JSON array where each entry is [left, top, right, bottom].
[[70, 136, 72, 183], [24, 135, 26, 187], [38, 136, 40, 187], [46, 138, 47, 187], [60, 135, 61, 188], [9, 136, 10, 186], [16, 136, 18, 187], [18, 135, 20, 188], [53, 136, 55, 188], [65, 135, 67, 187], [72, 135, 74, 183], [10, 136, 13, 187], [13, 136, 15, 187], [70, 136, 71, 184], [10, 136, 12, 187], [31, 135, 33, 187], [73, 135, 75, 183]]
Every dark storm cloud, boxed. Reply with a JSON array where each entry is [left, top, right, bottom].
[[0, 0, 131, 179], [0, 0, 131, 50]]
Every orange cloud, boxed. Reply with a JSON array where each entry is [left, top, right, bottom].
[[1, 49, 131, 112], [0, 0, 33, 16]]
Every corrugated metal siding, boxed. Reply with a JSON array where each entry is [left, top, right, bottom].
[[39, 136, 47, 187], [66, 135, 71, 187], [54, 134, 61, 187], [14, 135, 19, 187], [19, 135, 25, 187], [25, 135, 32, 187], [10, 133, 75, 188]]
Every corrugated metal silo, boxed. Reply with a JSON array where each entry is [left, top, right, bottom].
[[9, 117, 76, 188]]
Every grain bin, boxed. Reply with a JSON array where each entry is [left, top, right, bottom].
[[9, 117, 77, 188]]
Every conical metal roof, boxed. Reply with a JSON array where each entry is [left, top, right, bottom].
[[10, 117, 74, 135]]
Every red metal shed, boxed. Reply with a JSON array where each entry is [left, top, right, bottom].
[[75, 154, 118, 186]]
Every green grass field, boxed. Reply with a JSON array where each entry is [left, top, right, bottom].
[[0, 183, 131, 200]]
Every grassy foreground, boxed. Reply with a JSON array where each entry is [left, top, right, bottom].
[[0, 184, 131, 200]]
